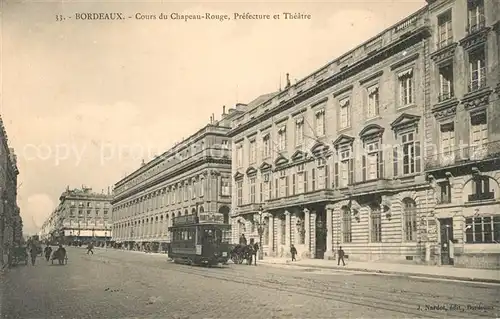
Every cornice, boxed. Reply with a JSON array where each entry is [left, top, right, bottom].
[[459, 27, 491, 51], [430, 42, 457, 64], [431, 98, 459, 121], [226, 26, 430, 138], [359, 70, 384, 85], [389, 52, 420, 70], [462, 88, 492, 111]]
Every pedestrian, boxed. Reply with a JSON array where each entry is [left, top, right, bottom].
[[290, 244, 297, 262], [337, 246, 346, 266], [239, 234, 247, 246], [44, 245, 53, 262], [29, 245, 37, 266], [253, 241, 259, 266], [87, 242, 94, 255]]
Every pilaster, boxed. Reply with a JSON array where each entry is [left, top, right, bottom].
[[290, 212, 297, 245], [304, 208, 310, 255], [285, 211, 291, 248], [310, 210, 316, 259], [325, 206, 334, 258], [268, 215, 274, 255]]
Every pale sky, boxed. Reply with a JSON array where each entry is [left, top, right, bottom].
[[1, 0, 426, 234]]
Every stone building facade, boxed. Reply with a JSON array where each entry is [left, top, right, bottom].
[[228, 9, 434, 262], [41, 186, 113, 245], [111, 108, 242, 250], [0, 117, 20, 266], [424, 0, 500, 269]]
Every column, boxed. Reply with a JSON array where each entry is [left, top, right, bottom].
[[274, 215, 280, 255], [325, 205, 334, 259], [290, 212, 297, 246], [268, 215, 274, 256], [285, 211, 291, 249], [304, 208, 310, 254]]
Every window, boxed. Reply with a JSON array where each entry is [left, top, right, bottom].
[[277, 126, 287, 151], [292, 174, 296, 195], [439, 181, 451, 204], [297, 173, 304, 193], [362, 141, 383, 181], [324, 165, 330, 190], [249, 178, 256, 203], [268, 178, 273, 199], [402, 132, 421, 175], [367, 85, 379, 118], [221, 140, 229, 149], [335, 145, 354, 187], [295, 118, 304, 146], [339, 98, 350, 129], [262, 134, 271, 158], [469, 175, 494, 201], [403, 198, 417, 241], [342, 207, 352, 243], [303, 171, 308, 193], [221, 178, 230, 196], [285, 176, 289, 197], [370, 205, 382, 242], [200, 179, 205, 197], [259, 182, 263, 202], [236, 144, 243, 167], [469, 49, 486, 92], [465, 216, 500, 243], [192, 182, 197, 199], [437, 11, 453, 48], [315, 109, 325, 136], [311, 168, 316, 191], [467, 0, 485, 33], [249, 140, 257, 164], [236, 181, 243, 206], [438, 64, 454, 101], [398, 69, 414, 106], [470, 112, 488, 153], [440, 123, 455, 164]]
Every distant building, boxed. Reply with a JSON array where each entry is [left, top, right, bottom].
[[40, 186, 113, 245], [111, 107, 243, 250], [0, 117, 20, 266]]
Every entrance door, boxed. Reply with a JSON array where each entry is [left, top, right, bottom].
[[315, 211, 327, 259], [439, 218, 453, 265]]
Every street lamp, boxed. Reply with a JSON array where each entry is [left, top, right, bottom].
[[257, 205, 264, 260], [104, 226, 108, 249]]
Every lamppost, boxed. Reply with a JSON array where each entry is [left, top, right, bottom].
[[104, 226, 108, 249], [257, 205, 265, 260]]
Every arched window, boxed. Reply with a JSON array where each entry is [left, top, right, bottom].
[[469, 175, 494, 201], [403, 198, 417, 241], [342, 206, 352, 243]]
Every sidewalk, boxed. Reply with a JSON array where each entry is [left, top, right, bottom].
[[258, 257, 500, 284]]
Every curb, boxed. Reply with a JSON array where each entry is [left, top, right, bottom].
[[259, 262, 500, 284]]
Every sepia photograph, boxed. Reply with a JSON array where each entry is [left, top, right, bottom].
[[0, 0, 499, 318]]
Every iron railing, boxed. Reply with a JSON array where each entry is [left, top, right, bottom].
[[425, 140, 500, 170]]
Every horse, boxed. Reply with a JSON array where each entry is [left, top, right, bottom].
[[51, 248, 68, 265], [230, 244, 254, 265]]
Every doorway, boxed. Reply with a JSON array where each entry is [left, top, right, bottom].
[[315, 208, 327, 259], [439, 218, 454, 265]]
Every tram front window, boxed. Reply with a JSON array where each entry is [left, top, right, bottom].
[[202, 229, 225, 244]]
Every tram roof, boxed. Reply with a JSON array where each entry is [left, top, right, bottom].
[[168, 222, 230, 229]]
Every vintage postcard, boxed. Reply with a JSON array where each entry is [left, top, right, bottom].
[[1, 0, 499, 318]]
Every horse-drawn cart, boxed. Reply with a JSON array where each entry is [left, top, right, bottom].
[[230, 244, 254, 265], [51, 248, 68, 265], [10, 247, 29, 266]]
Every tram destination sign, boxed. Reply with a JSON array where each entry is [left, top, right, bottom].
[[198, 212, 224, 224]]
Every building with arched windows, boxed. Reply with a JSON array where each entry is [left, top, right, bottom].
[[227, 0, 500, 267], [424, 0, 500, 269], [111, 107, 243, 250]]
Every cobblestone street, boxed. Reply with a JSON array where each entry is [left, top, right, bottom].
[[1, 247, 498, 319]]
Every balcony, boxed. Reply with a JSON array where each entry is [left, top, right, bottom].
[[425, 140, 500, 171], [235, 203, 263, 215], [347, 179, 394, 196], [467, 20, 486, 35], [468, 192, 494, 202], [265, 189, 338, 210]]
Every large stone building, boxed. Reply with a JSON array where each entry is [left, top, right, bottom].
[[227, 0, 499, 266], [111, 108, 243, 250], [424, 0, 500, 268], [0, 117, 20, 266], [40, 186, 113, 245]]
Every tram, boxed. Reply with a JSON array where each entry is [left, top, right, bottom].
[[168, 212, 232, 266]]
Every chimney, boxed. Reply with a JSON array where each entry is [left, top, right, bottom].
[[107, 186, 110, 195], [212, 113, 215, 122], [286, 73, 291, 88], [222, 105, 226, 114]]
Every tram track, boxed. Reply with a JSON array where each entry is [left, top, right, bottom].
[[97, 253, 498, 318]]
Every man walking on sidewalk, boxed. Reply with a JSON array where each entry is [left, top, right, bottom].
[[290, 244, 297, 262], [337, 246, 346, 266], [87, 243, 94, 255]]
